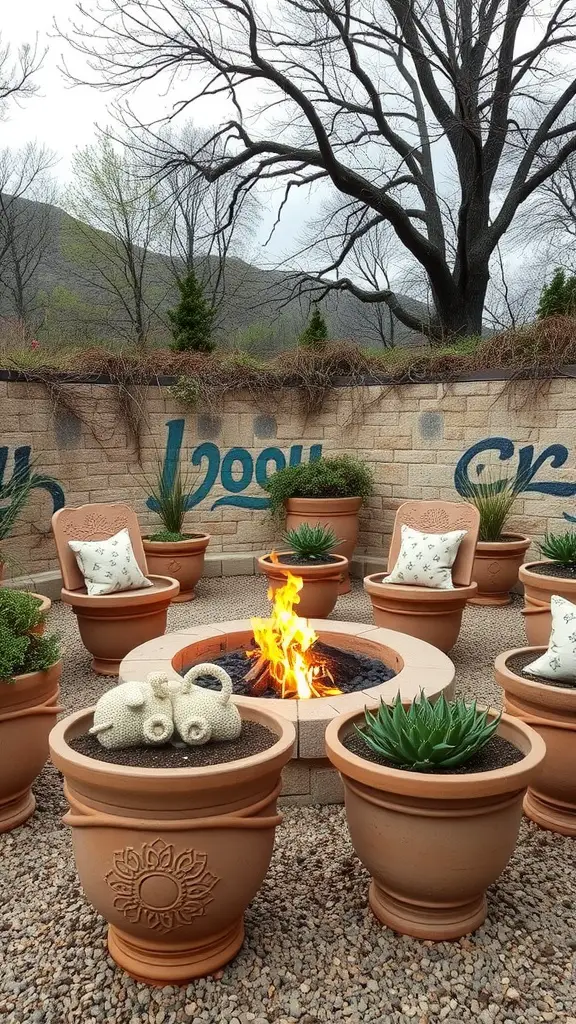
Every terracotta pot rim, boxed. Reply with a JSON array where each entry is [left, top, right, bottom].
[[476, 534, 530, 550], [50, 703, 296, 784], [3, 660, 62, 686], [519, 561, 576, 591], [364, 572, 477, 603], [495, 647, 576, 700], [325, 707, 546, 797], [0, 660, 62, 715], [284, 496, 363, 512], [258, 551, 348, 574], [142, 534, 211, 552], [61, 574, 180, 608]]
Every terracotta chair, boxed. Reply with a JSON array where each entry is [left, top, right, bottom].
[[52, 502, 179, 676], [364, 501, 479, 652]]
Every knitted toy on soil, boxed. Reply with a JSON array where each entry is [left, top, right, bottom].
[[89, 665, 241, 749]]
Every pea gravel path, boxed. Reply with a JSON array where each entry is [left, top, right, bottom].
[[1, 580, 575, 1024]]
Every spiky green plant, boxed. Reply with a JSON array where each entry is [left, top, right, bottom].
[[458, 471, 525, 542], [282, 522, 342, 561], [539, 530, 576, 565], [356, 692, 502, 771], [145, 459, 196, 541]]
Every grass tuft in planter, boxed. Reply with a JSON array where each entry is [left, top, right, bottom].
[[356, 692, 501, 771]]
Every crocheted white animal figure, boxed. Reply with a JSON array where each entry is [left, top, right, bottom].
[[89, 672, 174, 749], [173, 663, 242, 746]]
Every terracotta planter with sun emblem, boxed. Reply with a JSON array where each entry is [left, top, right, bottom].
[[49, 701, 295, 985], [143, 534, 211, 603]]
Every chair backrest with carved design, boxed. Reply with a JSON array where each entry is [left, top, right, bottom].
[[387, 501, 479, 587], [52, 502, 148, 592]]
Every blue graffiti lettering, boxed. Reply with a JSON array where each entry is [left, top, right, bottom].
[[147, 418, 323, 512], [0, 445, 65, 531]]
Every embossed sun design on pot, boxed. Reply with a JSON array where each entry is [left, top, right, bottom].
[[105, 839, 220, 933]]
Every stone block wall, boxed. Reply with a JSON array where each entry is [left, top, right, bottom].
[[2, 374, 575, 578]]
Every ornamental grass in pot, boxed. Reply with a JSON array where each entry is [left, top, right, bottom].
[[49, 664, 295, 984], [264, 454, 374, 594], [0, 588, 62, 832], [495, 594, 576, 836], [459, 475, 529, 606], [520, 531, 576, 645], [325, 692, 545, 940], [258, 524, 348, 618], [142, 459, 210, 602]]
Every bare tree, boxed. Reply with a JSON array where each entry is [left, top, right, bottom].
[[527, 155, 576, 267], [66, 134, 167, 348], [152, 125, 259, 329], [0, 34, 44, 118], [64, 0, 576, 342], [0, 143, 58, 328]]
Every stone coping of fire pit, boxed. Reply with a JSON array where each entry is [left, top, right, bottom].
[[119, 620, 455, 761]]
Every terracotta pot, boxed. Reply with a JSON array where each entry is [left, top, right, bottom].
[[363, 572, 477, 653], [49, 700, 296, 984], [519, 561, 576, 646], [0, 661, 62, 832], [495, 648, 576, 836], [143, 535, 211, 603], [325, 708, 545, 940], [469, 534, 530, 606], [62, 575, 180, 676], [285, 497, 362, 595], [28, 592, 52, 635], [257, 551, 348, 618]]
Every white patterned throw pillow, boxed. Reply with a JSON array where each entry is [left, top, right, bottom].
[[524, 595, 576, 681], [69, 528, 153, 596], [386, 524, 467, 590]]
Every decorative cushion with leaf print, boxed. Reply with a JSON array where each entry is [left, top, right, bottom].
[[524, 595, 576, 681], [386, 524, 467, 590], [68, 528, 153, 596]]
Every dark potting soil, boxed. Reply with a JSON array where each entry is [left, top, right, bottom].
[[528, 562, 576, 580], [69, 721, 276, 767], [274, 553, 343, 566], [343, 732, 524, 774], [181, 641, 396, 698], [506, 650, 576, 690], [146, 532, 206, 542]]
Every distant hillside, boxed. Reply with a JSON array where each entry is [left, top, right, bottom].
[[0, 196, 429, 351]]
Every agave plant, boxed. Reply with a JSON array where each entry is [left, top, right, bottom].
[[357, 692, 502, 771], [282, 522, 341, 561], [539, 530, 576, 566]]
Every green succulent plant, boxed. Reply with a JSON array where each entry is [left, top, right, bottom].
[[282, 522, 341, 561], [356, 692, 502, 771], [539, 531, 576, 565]]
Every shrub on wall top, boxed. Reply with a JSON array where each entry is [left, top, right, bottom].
[[264, 454, 374, 519]]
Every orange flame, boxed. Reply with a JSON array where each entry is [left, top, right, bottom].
[[249, 555, 342, 699]]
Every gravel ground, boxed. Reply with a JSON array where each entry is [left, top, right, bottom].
[[1, 580, 575, 1024]]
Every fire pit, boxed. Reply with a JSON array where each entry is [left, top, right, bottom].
[[119, 570, 455, 805]]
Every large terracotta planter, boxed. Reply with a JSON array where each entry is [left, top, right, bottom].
[[49, 701, 296, 984], [62, 576, 180, 676], [363, 572, 477, 653], [257, 551, 348, 618], [495, 648, 576, 836], [0, 660, 62, 832], [519, 561, 576, 645], [470, 534, 530, 606], [285, 497, 362, 595], [325, 708, 545, 940], [143, 534, 210, 603]]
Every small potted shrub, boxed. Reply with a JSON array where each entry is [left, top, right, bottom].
[[49, 665, 295, 984], [520, 530, 576, 644], [0, 588, 62, 832], [495, 593, 576, 836], [258, 524, 348, 618], [459, 476, 529, 605], [142, 460, 210, 602], [325, 692, 545, 940], [264, 455, 374, 594]]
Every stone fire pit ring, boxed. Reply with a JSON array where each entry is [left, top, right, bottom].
[[120, 620, 455, 805]]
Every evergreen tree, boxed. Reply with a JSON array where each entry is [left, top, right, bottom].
[[299, 307, 329, 350], [537, 268, 576, 319], [168, 270, 216, 352]]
